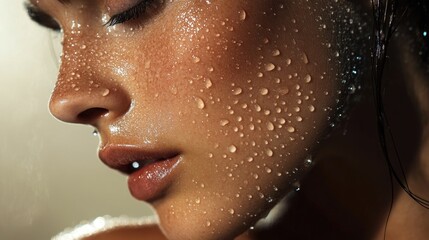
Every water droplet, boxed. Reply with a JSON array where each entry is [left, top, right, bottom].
[[80, 44, 87, 50], [228, 209, 235, 215], [266, 148, 274, 157], [92, 129, 98, 136], [286, 58, 292, 66], [265, 63, 275, 72], [228, 145, 237, 153], [102, 88, 110, 97], [287, 126, 296, 133], [195, 198, 201, 204], [246, 157, 254, 162], [308, 105, 315, 112], [205, 78, 213, 89], [304, 74, 312, 83], [192, 55, 201, 63], [301, 53, 309, 64], [195, 97, 206, 109], [296, 116, 303, 122], [220, 119, 230, 126], [232, 87, 243, 95], [260, 88, 269, 96], [272, 49, 281, 57], [267, 121, 275, 131], [265, 167, 272, 173], [253, 173, 259, 179], [206, 221, 211, 227], [239, 10, 247, 21], [170, 85, 178, 95]]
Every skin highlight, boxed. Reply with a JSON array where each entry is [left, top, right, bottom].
[[26, 0, 429, 239]]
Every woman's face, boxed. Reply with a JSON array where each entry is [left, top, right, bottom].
[[30, 0, 368, 239]]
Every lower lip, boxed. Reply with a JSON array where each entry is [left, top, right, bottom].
[[127, 156, 180, 202]]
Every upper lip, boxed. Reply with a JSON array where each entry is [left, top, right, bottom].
[[99, 144, 180, 175]]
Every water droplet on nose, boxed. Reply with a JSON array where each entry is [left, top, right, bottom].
[[102, 89, 110, 97], [192, 55, 201, 63], [308, 105, 316, 112], [265, 63, 275, 72], [228, 145, 237, 153], [206, 221, 211, 227], [228, 209, 235, 215], [253, 173, 259, 179], [286, 58, 292, 66], [247, 157, 254, 162], [260, 88, 269, 96], [265, 167, 272, 173], [239, 10, 247, 21], [195, 97, 206, 109]]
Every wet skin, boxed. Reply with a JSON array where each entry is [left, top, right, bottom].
[[30, 0, 370, 239]]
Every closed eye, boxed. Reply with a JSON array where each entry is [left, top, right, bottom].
[[105, 0, 162, 27], [25, 2, 61, 32]]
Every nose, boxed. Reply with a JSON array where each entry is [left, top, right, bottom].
[[49, 38, 131, 126], [49, 86, 131, 125]]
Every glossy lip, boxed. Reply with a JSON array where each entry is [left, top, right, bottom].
[[99, 144, 181, 202]]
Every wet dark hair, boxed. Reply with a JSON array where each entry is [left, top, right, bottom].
[[372, 0, 429, 231]]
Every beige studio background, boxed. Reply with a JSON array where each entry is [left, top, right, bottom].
[[0, 1, 154, 239]]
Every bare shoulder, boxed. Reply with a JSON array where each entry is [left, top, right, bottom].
[[52, 216, 167, 240], [83, 224, 167, 240]]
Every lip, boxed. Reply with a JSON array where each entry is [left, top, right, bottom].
[[99, 144, 181, 202]]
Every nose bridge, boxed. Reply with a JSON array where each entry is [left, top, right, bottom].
[[49, 33, 131, 125]]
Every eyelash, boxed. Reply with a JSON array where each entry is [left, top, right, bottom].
[[105, 0, 155, 27]]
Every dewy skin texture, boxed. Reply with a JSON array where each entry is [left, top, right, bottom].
[[34, 0, 370, 239]]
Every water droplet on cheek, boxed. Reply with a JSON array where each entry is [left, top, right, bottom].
[[232, 87, 243, 96], [220, 119, 230, 126], [259, 88, 269, 96], [228, 145, 237, 153], [239, 10, 247, 21], [265, 63, 276, 72], [272, 49, 281, 57], [205, 79, 213, 89], [195, 97, 206, 109]]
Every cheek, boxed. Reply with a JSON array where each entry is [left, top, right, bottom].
[[91, 0, 369, 239]]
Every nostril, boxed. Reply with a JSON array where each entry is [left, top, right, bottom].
[[77, 107, 109, 122]]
